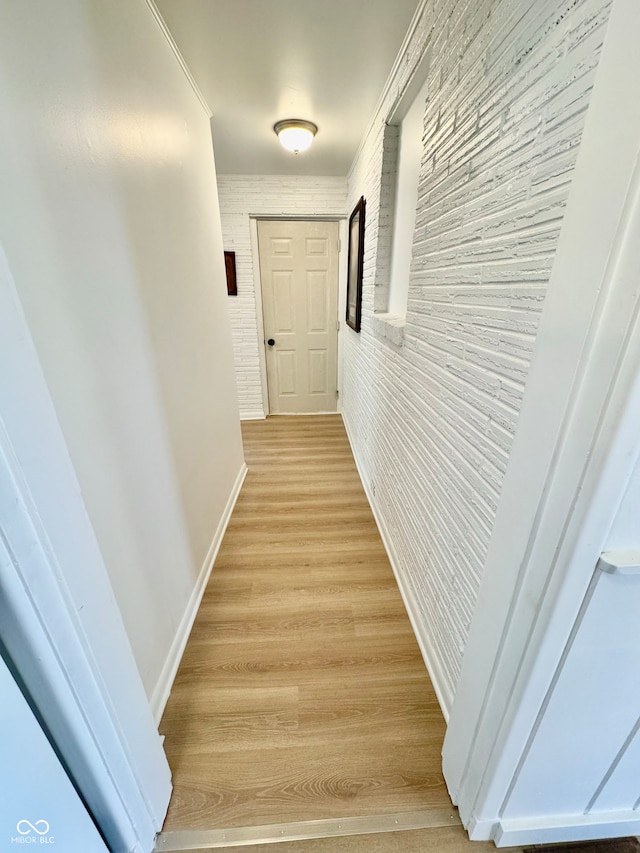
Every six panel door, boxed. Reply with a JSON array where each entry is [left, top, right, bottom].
[[258, 220, 339, 414]]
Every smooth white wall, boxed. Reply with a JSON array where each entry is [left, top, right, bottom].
[[0, 0, 244, 699], [343, 0, 613, 712], [217, 175, 348, 417]]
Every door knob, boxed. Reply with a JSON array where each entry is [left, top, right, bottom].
[[267, 338, 275, 346]]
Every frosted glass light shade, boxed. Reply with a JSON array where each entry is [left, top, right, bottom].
[[274, 119, 318, 154]]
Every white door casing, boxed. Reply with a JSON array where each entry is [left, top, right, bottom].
[[258, 220, 339, 414], [0, 245, 172, 853]]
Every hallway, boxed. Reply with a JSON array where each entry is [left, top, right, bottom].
[[158, 415, 453, 840]]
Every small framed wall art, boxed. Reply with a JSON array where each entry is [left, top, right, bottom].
[[224, 250, 237, 296], [346, 196, 365, 332]]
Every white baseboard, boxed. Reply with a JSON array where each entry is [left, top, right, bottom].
[[462, 778, 640, 846], [465, 815, 497, 841], [494, 811, 640, 847], [264, 411, 339, 416], [341, 415, 453, 722], [150, 463, 248, 724], [240, 411, 266, 421]]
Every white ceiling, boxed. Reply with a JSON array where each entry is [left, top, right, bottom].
[[155, 0, 420, 176]]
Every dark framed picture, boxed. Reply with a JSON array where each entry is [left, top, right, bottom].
[[224, 250, 237, 296], [346, 196, 365, 332]]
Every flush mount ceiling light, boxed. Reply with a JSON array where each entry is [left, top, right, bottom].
[[274, 119, 318, 154]]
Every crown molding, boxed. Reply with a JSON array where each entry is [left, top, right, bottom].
[[144, 0, 212, 118]]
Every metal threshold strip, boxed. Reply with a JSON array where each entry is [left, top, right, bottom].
[[154, 807, 460, 850]]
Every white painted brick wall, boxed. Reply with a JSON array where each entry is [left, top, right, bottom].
[[217, 175, 347, 417], [343, 0, 612, 708]]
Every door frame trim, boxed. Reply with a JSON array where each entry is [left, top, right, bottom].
[[250, 216, 347, 416], [249, 218, 271, 417]]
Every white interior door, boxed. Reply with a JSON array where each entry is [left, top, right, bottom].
[[258, 220, 339, 414]]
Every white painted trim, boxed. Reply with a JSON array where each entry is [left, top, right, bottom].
[[150, 463, 248, 723], [249, 217, 270, 418], [144, 0, 212, 117], [337, 219, 348, 413], [0, 246, 171, 853], [465, 816, 496, 842], [266, 411, 341, 417], [240, 412, 267, 421], [387, 42, 433, 126], [495, 812, 640, 847], [443, 0, 640, 837], [248, 213, 346, 221], [0, 439, 154, 853], [467, 802, 640, 845], [597, 549, 640, 576], [342, 416, 452, 721]]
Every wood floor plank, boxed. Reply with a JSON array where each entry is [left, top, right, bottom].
[[160, 414, 452, 832], [171, 635, 427, 691], [248, 579, 399, 609], [162, 742, 449, 828], [185, 607, 357, 646], [161, 681, 443, 756]]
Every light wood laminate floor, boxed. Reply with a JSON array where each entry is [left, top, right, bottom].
[[160, 415, 451, 833]]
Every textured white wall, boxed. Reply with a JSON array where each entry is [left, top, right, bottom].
[[343, 0, 612, 710], [0, 0, 244, 700], [217, 175, 347, 417]]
